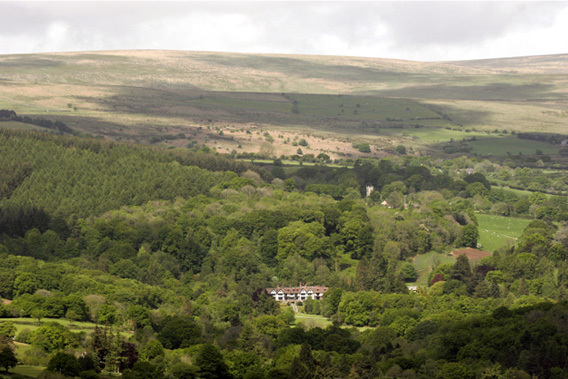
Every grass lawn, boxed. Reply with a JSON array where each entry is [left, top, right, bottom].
[[293, 313, 332, 329], [477, 214, 532, 252]]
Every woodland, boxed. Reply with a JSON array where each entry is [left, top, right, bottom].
[[1, 128, 568, 379], [0, 51, 568, 379]]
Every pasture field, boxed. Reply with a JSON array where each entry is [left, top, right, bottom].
[[465, 137, 559, 156], [477, 214, 532, 252], [289, 93, 444, 123]]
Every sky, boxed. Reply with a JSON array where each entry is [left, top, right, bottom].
[[0, 1, 567, 62]]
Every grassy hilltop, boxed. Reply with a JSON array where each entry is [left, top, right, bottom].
[[0, 50, 567, 159]]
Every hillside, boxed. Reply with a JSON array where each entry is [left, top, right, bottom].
[[2, 50, 568, 377], [1, 50, 566, 160]]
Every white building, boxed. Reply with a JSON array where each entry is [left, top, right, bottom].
[[266, 284, 329, 302]]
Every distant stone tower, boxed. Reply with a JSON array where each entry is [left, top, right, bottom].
[[365, 185, 374, 197]]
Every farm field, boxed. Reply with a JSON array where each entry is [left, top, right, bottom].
[[477, 214, 532, 252], [465, 137, 560, 156]]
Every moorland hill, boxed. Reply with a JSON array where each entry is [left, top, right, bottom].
[[0, 50, 566, 159]]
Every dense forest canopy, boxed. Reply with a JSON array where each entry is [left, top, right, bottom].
[[1, 128, 568, 378]]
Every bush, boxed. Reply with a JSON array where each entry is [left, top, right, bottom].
[[358, 143, 371, 153], [15, 328, 32, 344]]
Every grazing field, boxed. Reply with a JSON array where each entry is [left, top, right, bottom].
[[465, 137, 560, 156], [477, 214, 532, 252]]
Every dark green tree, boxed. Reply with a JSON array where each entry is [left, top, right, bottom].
[[47, 352, 80, 377], [195, 344, 232, 379], [290, 356, 311, 379], [299, 342, 316, 372], [122, 361, 163, 379], [460, 224, 479, 248], [157, 317, 201, 349], [169, 362, 198, 379], [0, 347, 17, 373], [450, 255, 472, 282]]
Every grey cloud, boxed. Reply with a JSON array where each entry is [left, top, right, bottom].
[[374, 2, 564, 47], [0, 1, 566, 60]]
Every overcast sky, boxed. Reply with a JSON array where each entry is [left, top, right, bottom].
[[0, 1, 567, 62]]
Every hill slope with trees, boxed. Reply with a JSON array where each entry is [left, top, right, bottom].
[[1, 129, 568, 377]]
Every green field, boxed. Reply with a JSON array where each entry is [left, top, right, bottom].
[[293, 313, 332, 329], [382, 127, 488, 142], [190, 96, 292, 113], [411, 251, 456, 287], [2, 317, 99, 333], [0, 365, 45, 378], [290, 93, 444, 123], [0, 121, 46, 131], [490, 184, 540, 198], [477, 214, 532, 252], [466, 137, 559, 156]]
